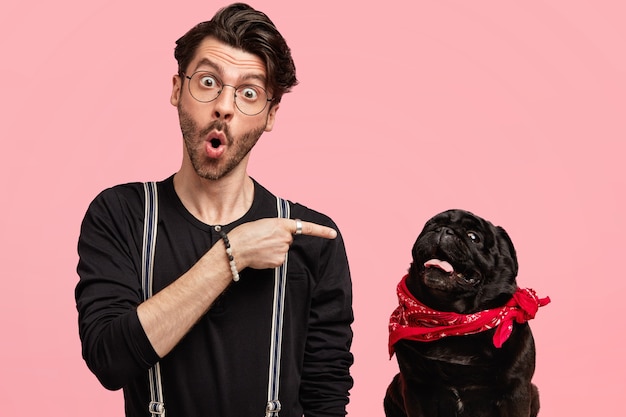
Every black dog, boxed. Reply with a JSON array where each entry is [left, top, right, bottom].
[[384, 209, 549, 417]]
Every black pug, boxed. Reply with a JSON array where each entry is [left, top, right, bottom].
[[384, 209, 549, 417]]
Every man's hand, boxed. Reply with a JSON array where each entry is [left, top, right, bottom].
[[228, 218, 336, 270]]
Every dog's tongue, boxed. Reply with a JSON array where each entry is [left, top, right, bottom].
[[424, 259, 454, 273]]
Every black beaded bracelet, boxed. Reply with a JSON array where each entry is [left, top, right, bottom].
[[214, 225, 239, 282]]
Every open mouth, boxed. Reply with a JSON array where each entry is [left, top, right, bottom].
[[424, 259, 454, 273], [424, 258, 478, 286], [210, 138, 222, 148], [204, 131, 227, 159]]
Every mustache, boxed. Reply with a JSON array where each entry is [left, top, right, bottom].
[[199, 120, 232, 145]]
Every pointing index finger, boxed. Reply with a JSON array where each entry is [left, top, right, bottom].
[[293, 219, 337, 239]]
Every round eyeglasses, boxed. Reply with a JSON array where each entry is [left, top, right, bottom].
[[183, 71, 273, 116]]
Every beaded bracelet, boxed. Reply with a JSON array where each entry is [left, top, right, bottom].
[[214, 225, 240, 282]]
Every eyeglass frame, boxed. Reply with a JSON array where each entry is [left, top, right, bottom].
[[182, 71, 274, 116]]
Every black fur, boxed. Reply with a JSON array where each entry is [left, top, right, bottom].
[[384, 209, 540, 417]]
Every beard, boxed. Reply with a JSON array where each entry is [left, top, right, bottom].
[[178, 105, 266, 181]]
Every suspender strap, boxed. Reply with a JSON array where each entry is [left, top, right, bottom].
[[141, 183, 289, 416], [265, 197, 290, 417], [141, 182, 165, 416]]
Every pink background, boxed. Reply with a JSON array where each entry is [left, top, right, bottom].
[[1, 1, 624, 415]]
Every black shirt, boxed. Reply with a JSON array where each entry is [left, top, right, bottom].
[[75, 175, 354, 416]]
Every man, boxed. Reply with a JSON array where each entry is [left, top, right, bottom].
[[75, 3, 353, 416]]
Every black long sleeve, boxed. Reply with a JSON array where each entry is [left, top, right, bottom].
[[75, 176, 353, 416]]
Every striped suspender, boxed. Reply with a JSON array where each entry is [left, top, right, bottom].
[[266, 197, 289, 417], [141, 182, 289, 417], [141, 182, 165, 416]]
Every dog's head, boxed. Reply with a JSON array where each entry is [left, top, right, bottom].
[[407, 209, 518, 314]]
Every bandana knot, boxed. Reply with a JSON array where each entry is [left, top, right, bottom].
[[388, 275, 550, 357]]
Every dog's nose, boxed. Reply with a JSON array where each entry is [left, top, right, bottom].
[[436, 226, 455, 236], [435, 227, 456, 244]]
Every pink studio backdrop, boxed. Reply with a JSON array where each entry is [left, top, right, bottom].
[[1, 1, 624, 415]]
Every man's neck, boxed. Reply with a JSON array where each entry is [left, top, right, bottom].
[[173, 167, 255, 226]]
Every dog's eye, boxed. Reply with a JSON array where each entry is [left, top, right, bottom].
[[467, 231, 481, 243]]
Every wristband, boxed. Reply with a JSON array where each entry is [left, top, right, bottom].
[[214, 225, 239, 282]]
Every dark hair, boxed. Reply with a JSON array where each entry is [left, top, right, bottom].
[[174, 3, 298, 105]]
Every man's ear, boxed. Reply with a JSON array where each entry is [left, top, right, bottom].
[[170, 74, 182, 107], [264, 103, 280, 132]]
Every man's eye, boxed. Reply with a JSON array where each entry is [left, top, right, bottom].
[[200, 76, 217, 88], [239, 87, 259, 101]]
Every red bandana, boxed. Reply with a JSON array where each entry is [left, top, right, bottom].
[[388, 275, 550, 357]]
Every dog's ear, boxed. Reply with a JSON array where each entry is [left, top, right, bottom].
[[496, 226, 519, 276]]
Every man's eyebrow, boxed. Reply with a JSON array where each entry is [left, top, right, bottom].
[[193, 57, 267, 85], [193, 58, 221, 73]]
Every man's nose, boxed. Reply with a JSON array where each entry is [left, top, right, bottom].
[[212, 85, 237, 120]]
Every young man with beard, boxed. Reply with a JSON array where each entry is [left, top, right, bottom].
[[75, 3, 353, 416]]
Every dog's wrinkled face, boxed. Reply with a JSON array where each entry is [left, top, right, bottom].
[[407, 209, 518, 314]]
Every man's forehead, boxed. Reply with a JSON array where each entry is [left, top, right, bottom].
[[190, 37, 267, 81]]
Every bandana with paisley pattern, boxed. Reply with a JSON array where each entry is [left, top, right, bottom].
[[389, 274, 550, 356]]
